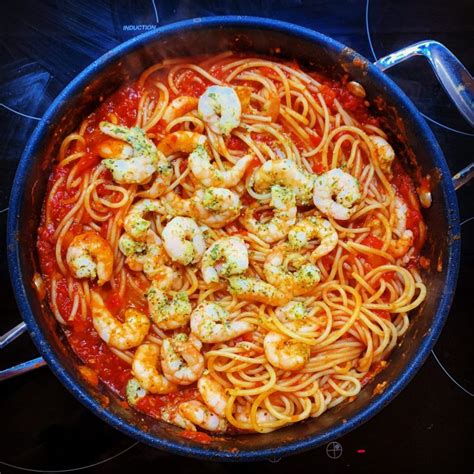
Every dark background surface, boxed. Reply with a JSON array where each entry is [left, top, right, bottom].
[[0, 1, 472, 472]]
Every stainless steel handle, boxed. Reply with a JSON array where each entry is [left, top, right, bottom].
[[0, 357, 46, 381], [0, 321, 46, 381], [374, 40, 474, 127], [453, 162, 474, 190], [0, 321, 27, 349]]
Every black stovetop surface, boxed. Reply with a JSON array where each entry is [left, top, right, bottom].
[[1, 1, 472, 472]]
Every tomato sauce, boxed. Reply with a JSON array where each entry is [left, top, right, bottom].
[[359, 235, 388, 269], [66, 324, 131, 396], [390, 161, 424, 249], [78, 84, 142, 156], [35, 83, 147, 399], [226, 135, 249, 152], [310, 73, 380, 126], [360, 361, 387, 387], [175, 70, 210, 97], [180, 430, 213, 444], [37, 225, 58, 277], [135, 388, 199, 419]]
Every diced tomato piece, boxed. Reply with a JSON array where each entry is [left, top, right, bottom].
[[176, 70, 208, 97], [361, 235, 383, 250], [260, 66, 276, 77], [180, 430, 213, 444], [75, 152, 100, 174], [96, 182, 112, 198], [244, 155, 261, 178], [231, 332, 254, 345], [251, 132, 275, 146], [341, 93, 360, 111], [373, 310, 391, 321], [210, 65, 226, 81], [360, 235, 387, 268], [105, 291, 123, 313], [309, 134, 322, 148], [55, 278, 73, 321], [100, 221, 109, 239], [226, 135, 248, 152], [37, 228, 57, 276], [62, 223, 83, 248], [406, 208, 421, 231], [321, 252, 336, 271], [241, 193, 256, 206], [319, 84, 337, 107]]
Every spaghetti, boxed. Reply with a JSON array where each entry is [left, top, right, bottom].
[[36, 52, 428, 437]]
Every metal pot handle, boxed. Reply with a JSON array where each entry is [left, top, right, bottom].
[[374, 40, 474, 127], [2, 41, 473, 382], [0, 321, 46, 381]]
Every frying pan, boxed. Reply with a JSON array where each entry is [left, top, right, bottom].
[[3, 17, 474, 461]]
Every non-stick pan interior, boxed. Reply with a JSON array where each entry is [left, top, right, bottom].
[[10, 18, 459, 459]]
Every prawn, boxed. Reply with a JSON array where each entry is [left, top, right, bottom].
[[263, 244, 321, 297], [235, 85, 253, 112], [365, 195, 415, 259], [389, 230, 414, 258], [66, 232, 113, 286], [123, 198, 164, 242], [241, 185, 297, 243], [97, 138, 133, 160], [189, 144, 254, 188], [132, 342, 177, 394], [261, 89, 281, 121], [157, 131, 206, 156], [275, 301, 317, 335], [201, 236, 249, 284], [392, 196, 409, 238], [190, 302, 254, 343], [198, 375, 228, 417], [179, 400, 228, 432], [198, 85, 241, 135], [162, 216, 206, 265], [99, 121, 171, 185], [161, 96, 198, 125], [163, 187, 242, 229], [227, 275, 290, 306], [288, 216, 338, 260], [369, 135, 395, 175], [125, 377, 147, 406], [253, 159, 315, 205], [161, 406, 196, 431], [161, 333, 205, 385], [313, 168, 361, 220], [91, 292, 150, 350], [119, 230, 178, 283], [147, 281, 191, 330], [263, 331, 310, 371], [388, 197, 414, 258], [235, 404, 278, 433]]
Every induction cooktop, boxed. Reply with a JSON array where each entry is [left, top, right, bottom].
[[0, 1, 472, 472]]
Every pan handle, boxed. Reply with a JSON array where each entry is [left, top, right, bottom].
[[0, 321, 27, 349], [0, 321, 47, 381], [0, 357, 46, 381], [374, 40, 474, 127], [453, 162, 474, 190]]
